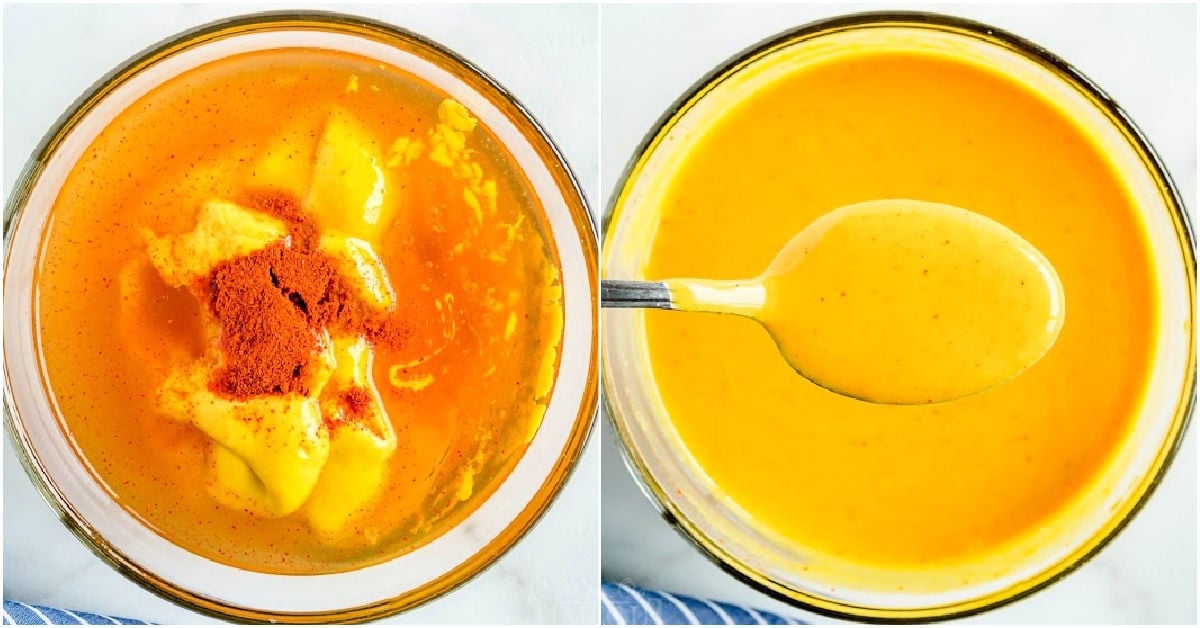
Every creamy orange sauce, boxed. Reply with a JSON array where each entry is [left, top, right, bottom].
[[36, 48, 563, 574], [642, 50, 1156, 570]]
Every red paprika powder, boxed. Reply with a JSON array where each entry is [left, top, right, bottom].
[[203, 192, 408, 400]]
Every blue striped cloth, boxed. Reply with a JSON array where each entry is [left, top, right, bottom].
[[6, 585, 798, 624], [602, 581, 803, 625], [2, 602, 149, 625]]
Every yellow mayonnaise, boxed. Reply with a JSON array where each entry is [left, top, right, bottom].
[[146, 108, 409, 537]]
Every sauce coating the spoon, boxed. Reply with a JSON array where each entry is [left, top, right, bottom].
[[667, 199, 1065, 404], [761, 200, 1065, 404]]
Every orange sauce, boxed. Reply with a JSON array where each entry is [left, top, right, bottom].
[[643, 49, 1156, 570]]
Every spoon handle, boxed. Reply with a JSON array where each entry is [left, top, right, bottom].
[[601, 279, 674, 309]]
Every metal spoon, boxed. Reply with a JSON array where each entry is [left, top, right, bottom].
[[601, 200, 1066, 405]]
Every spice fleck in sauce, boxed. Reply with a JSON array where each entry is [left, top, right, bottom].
[[36, 48, 564, 574], [643, 49, 1156, 573]]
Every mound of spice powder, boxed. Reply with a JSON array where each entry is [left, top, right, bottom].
[[204, 192, 408, 400]]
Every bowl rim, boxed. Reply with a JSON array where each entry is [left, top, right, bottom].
[[600, 9, 1196, 623], [3, 9, 599, 624]]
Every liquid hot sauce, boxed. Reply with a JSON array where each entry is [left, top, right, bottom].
[[36, 48, 564, 574]]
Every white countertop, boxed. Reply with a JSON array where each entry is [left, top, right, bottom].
[[2, 3, 599, 624], [599, 4, 1197, 624]]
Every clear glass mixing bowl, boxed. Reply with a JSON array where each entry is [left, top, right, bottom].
[[4, 11, 598, 622], [602, 12, 1194, 621]]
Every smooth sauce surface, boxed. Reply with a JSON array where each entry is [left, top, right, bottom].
[[760, 200, 1065, 404], [643, 50, 1156, 569], [36, 48, 563, 573]]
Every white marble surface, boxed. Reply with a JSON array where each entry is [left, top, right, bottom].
[[600, 4, 1197, 624], [2, 4, 598, 624]]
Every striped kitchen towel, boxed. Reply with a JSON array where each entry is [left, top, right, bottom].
[[601, 581, 804, 625], [2, 602, 151, 625]]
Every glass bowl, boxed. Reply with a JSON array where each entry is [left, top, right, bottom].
[[602, 11, 1194, 622], [3, 11, 597, 623]]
